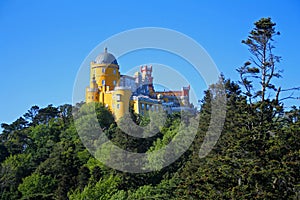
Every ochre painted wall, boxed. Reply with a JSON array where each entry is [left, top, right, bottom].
[[90, 62, 120, 91], [111, 88, 132, 121]]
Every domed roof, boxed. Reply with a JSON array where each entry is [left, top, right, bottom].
[[94, 48, 118, 65]]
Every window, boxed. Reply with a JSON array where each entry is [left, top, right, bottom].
[[117, 104, 120, 109], [146, 104, 149, 110], [116, 94, 121, 102], [113, 69, 116, 74], [141, 103, 145, 110], [102, 68, 105, 73], [113, 80, 116, 86], [102, 80, 105, 85]]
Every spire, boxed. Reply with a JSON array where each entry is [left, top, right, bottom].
[[91, 72, 98, 89]]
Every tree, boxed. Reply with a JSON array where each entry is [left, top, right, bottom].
[[0, 144, 8, 163], [68, 175, 121, 200], [23, 106, 39, 125], [0, 154, 34, 199], [1, 117, 28, 135], [238, 17, 281, 104], [18, 173, 56, 200], [33, 104, 59, 125], [58, 104, 73, 127], [0, 117, 32, 156]]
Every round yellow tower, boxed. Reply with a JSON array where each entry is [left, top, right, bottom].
[[112, 87, 132, 121], [85, 75, 99, 103], [90, 48, 120, 91]]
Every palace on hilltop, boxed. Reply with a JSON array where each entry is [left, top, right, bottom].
[[85, 48, 195, 120]]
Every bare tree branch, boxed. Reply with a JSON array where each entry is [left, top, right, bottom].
[[281, 87, 300, 92]]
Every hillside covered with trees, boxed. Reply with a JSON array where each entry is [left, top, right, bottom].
[[0, 18, 299, 199]]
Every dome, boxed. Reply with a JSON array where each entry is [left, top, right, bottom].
[[94, 48, 118, 65]]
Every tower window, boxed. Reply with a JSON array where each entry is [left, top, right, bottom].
[[113, 80, 116, 86], [116, 94, 121, 102], [117, 104, 120, 109], [113, 69, 116, 74], [102, 80, 105, 85], [102, 68, 105, 73]]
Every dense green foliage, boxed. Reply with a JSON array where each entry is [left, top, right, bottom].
[[0, 18, 299, 199]]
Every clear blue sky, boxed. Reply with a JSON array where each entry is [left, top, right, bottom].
[[0, 0, 300, 125]]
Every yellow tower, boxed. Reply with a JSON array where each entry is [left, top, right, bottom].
[[90, 47, 120, 93], [112, 87, 132, 121], [85, 75, 99, 103], [86, 48, 130, 120], [86, 48, 121, 104]]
